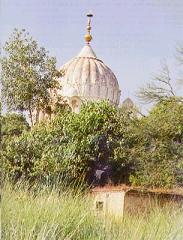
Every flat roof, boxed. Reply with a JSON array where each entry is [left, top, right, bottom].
[[91, 184, 183, 197]]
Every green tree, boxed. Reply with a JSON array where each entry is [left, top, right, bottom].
[[130, 97, 183, 188], [2, 101, 136, 183], [3, 99, 182, 188], [1, 29, 60, 125], [1, 113, 30, 150], [1, 113, 30, 180]]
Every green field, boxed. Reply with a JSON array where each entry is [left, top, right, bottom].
[[2, 181, 183, 240]]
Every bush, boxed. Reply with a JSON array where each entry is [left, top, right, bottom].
[[2, 101, 136, 183], [1, 113, 30, 149], [130, 97, 183, 188], [2, 98, 183, 188]]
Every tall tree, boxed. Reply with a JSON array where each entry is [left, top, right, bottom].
[[1, 29, 60, 125], [138, 45, 183, 103], [130, 97, 183, 188]]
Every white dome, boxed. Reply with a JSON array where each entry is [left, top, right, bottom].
[[59, 44, 121, 105]]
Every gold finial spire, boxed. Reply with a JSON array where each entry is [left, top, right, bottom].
[[85, 12, 93, 44]]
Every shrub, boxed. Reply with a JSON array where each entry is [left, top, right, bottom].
[[2, 101, 136, 183], [2, 98, 183, 188], [130, 97, 183, 188]]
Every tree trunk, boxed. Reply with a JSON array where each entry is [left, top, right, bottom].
[[28, 105, 33, 126], [36, 108, 40, 123]]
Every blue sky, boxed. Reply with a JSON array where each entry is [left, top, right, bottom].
[[1, 0, 183, 111]]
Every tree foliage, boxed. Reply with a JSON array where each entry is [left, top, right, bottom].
[[130, 97, 183, 188], [2, 101, 136, 183], [1, 29, 60, 125], [1, 113, 30, 137], [3, 98, 182, 188], [1, 113, 30, 150]]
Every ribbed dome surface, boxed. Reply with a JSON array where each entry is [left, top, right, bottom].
[[59, 45, 121, 105]]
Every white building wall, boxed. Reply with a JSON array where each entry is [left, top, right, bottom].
[[94, 191, 125, 217]]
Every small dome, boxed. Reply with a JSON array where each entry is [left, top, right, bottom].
[[122, 98, 134, 108], [59, 45, 121, 105]]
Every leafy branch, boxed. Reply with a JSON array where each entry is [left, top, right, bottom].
[[138, 63, 177, 104]]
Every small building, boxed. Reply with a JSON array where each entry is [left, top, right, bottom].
[[91, 185, 183, 217]]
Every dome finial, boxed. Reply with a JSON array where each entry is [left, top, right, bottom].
[[85, 12, 93, 44]]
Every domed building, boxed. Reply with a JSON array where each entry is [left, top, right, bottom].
[[57, 13, 121, 113], [122, 98, 134, 109], [32, 14, 121, 124]]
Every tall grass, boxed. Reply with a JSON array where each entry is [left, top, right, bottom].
[[1, 181, 183, 240]]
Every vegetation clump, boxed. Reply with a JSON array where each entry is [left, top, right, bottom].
[[2, 98, 183, 188]]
